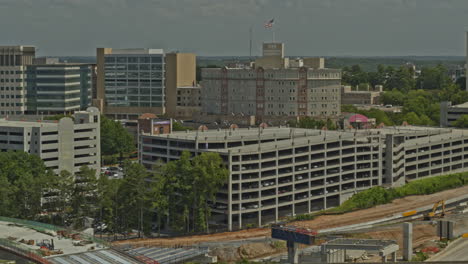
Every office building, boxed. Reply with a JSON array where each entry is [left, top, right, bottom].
[[0, 45, 36, 116], [201, 43, 341, 120], [440, 101, 468, 127], [140, 125, 468, 230], [95, 48, 197, 120], [175, 85, 201, 118], [341, 85, 383, 105], [25, 62, 93, 114], [0, 107, 101, 174], [95, 48, 165, 119], [165, 53, 198, 118]]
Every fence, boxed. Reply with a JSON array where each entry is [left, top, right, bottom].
[[0, 216, 61, 233], [0, 238, 50, 264]]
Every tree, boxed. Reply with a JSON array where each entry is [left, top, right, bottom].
[[96, 174, 121, 234], [116, 161, 152, 237], [419, 114, 434, 126], [342, 65, 368, 88], [385, 66, 415, 92], [70, 166, 98, 228], [0, 151, 53, 219], [151, 151, 228, 234], [452, 115, 468, 128], [191, 152, 229, 232], [403, 112, 421, 125], [44, 170, 74, 226], [100, 115, 135, 163], [417, 65, 451, 90], [380, 90, 405, 106], [456, 77, 466, 91], [173, 122, 193, 131]]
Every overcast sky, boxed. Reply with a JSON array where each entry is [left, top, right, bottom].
[[0, 0, 467, 57]]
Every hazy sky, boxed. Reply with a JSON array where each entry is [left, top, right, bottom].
[[1, 0, 467, 57]]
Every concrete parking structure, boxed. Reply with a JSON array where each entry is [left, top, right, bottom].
[[140, 126, 468, 231]]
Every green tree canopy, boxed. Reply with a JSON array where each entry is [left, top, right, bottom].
[[151, 151, 229, 233], [452, 115, 468, 128], [403, 112, 421, 125], [417, 65, 451, 90], [100, 115, 135, 158], [0, 151, 54, 219]]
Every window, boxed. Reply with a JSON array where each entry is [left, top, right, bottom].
[[104, 57, 115, 63], [139, 57, 150, 63], [151, 56, 162, 63], [116, 57, 127, 63]]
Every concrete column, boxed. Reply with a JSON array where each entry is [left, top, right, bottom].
[[391, 252, 397, 262], [287, 241, 299, 264], [403, 222, 413, 261], [258, 211, 261, 227], [320, 244, 327, 263], [228, 152, 233, 231]]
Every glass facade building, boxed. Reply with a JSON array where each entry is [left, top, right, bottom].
[[26, 64, 92, 114], [103, 50, 165, 109]]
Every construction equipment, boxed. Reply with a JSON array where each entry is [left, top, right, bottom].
[[424, 200, 446, 220], [37, 239, 54, 250]]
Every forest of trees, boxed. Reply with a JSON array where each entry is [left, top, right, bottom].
[[339, 64, 468, 127], [0, 151, 228, 236]]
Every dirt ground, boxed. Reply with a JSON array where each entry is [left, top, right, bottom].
[[113, 185, 468, 247], [210, 242, 287, 262]]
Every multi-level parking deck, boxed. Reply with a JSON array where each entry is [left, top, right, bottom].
[[140, 126, 468, 231]]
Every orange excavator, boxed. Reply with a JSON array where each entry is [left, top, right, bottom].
[[424, 200, 446, 220]]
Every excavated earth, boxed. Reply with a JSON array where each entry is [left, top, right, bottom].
[[113, 185, 468, 247]]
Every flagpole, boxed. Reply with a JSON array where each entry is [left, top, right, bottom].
[[249, 26, 253, 58], [272, 27, 275, 42]]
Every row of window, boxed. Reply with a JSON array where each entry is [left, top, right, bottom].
[[0, 94, 22, 99], [0, 71, 22, 74], [0, 103, 22, 107], [0, 87, 22, 91], [105, 56, 163, 64], [0, 79, 22, 82], [0, 111, 23, 115], [105, 88, 163, 95], [107, 101, 162, 107]]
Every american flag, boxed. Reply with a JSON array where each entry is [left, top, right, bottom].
[[264, 18, 274, 28]]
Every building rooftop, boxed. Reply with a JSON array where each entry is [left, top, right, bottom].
[[0, 118, 59, 128], [110, 48, 164, 55], [143, 126, 465, 154], [450, 102, 468, 108]]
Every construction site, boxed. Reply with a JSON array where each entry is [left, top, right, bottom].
[[108, 184, 468, 263], [0, 184, 468, 263]]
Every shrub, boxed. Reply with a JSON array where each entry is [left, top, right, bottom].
[[294, 214, 316, 221], [412, 252, 428, 261], [272, 240, 286, 249], [325, 172, 468, 215]]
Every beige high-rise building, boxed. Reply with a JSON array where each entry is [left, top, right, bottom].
[[201, 43, 341, 120], [165, 53, 198, 117], [0, 45, 35, 116], [95, 48, 197, 120]]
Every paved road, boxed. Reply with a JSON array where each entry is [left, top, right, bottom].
[[428, 238, 468, 261]]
